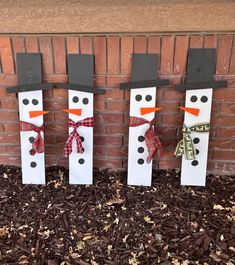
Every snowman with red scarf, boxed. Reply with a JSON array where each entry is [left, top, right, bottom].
[[121, 54, 169, 186]]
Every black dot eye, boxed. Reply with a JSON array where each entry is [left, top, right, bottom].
[[32, 99, 39, 105], [138, 147, 144, 153], [138, 136, 145, 142], [80, 136, 84, 142], [29, 137, 35, 143], [73, 96, 79, 103], [137, 158, 144, 165], [30, 162, 37, 168], [196, 149, 199, 155], [23, 99, 29, 105], [78, 158, 85, 164], [29, 149, 34, 156], [82, 98, 89, 105], [193, 138, 200, 144], [201, 96, 208, 103], [135, 95, 142, 101], [145, 95, 152, 101], [190, 95, 198, 102], [191, 160, 199, 166]]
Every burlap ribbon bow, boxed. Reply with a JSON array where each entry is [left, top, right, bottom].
[[64, 117, 94, 157], [20, 121, 45, 155], [130, 116, 162, 163], [174, 123, 210, 160]]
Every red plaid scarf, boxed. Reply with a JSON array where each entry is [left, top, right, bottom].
[[130, 116, 162, 163], [20, 121, 44, 155], [64, 117, 94, 157]]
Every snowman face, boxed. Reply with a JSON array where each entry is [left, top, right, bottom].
[[129, 87, 157, 120], [18, 91, 44, 126], [184, 88, 213, 126], [68, 90, 93, 121]]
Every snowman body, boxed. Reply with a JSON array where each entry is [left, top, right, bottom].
[[128, 86, 156, 186], [181, 88, 213, 186], [68, 90, 93, 184]]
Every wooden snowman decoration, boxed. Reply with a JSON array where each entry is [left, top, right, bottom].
[[55, 55, 105, 184], [120, 54, 169, 186], [175, 49, 227, 186], [7, 53, 53, 184]]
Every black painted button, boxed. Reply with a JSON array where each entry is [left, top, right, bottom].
[[73, 96, 79, 103], [135, 95, 142, 101], [193, 137, 200, 144], [82, 98, 89, 105], [201, 96, 208, 103], [80, 136, 84, 142], [29, 137, 35, 143], [78, 158, 85, 164], [196, 149, 200, 155], [29, 149, 34, 156], [32, 99, 39, 105], [145, 95, 152, 101], [82, 147, 85, 153], [30, 162, 37, 168], [137, 158, 144, 165], [138, 147, 144, 153], [138, 136, 145, 142], [23, 99, 29, 105], [191, 160, 199, 166], [190, 95, 198, 102]]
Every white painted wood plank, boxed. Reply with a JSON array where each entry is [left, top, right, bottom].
[[18, 90, 45, 184], [181, 88, 213, 186], [128, 86, 156, 186], [68, 89, 93, 185]]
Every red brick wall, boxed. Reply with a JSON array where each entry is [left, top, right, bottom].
[[0, 34, 235, 174]]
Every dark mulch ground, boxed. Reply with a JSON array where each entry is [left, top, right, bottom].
[[0, 166, 234, 265]]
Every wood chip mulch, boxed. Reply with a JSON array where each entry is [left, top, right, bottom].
[[0, 165, 234, 265]]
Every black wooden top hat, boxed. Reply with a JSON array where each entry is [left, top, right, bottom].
[[120, 54, 169, 89], [54, 54, 105, 95], [7, 53, 53, 93], [175, 48, 227, 90]]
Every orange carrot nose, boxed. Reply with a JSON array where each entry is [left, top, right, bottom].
[[62, 109, 82, 116], [140, 107, 162, 115], [179, 107, 200, 116], [29, 111, 49, 118]]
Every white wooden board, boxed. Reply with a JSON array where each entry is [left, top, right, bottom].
[[18, 90, 45, 184], [181, 88, 213, 186], [128, 86, 156, 186], [68, 90, 93, 184]]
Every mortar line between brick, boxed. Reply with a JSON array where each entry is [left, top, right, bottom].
[[228, 35, 235, 74], [78, 36, 81, 54], [50, 37, 56, 74], [9, 37, 16, 74]]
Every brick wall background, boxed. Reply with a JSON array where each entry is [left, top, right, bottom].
[[0, 34, 235, 174]]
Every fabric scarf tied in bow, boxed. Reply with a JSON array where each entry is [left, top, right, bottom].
[[174, 123, 210, 160], [64, 117, 94, 157], [20, 121, 45, 155], [130, 116, 162, 163]]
